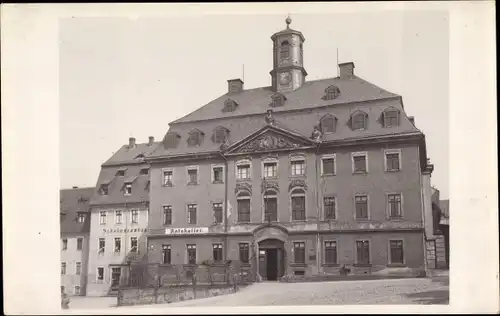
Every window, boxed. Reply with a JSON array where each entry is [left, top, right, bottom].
[[187, 244, 197, 264], [187, 204, 197, 224], [213, 203, 223, 224], [280, 40, 290, 58], [239, 243, 249, 263], [131, 209, 139, 223], [124, 183, 132, 195], [100, 184, 109, 195], [62, 239, 68, 251], [320, 114, 337, 133], [162, 245, 171, 264], [213, 127, 228, 144], [385, 152, 401, 171], [115, 210, 123, 224], [324, 241, 338, 264], [352, 112, 368, 130], [222, 99, 238, 113], [263, 161, 278, 179], [352, 153, 367, 173], [290, 160, 305, 176], [237, 193, 251, 223], [111, 267, 121, 287], [293, 242, 306, 264], [98, 238, 105, 254], [130, 237, 138, 253], [163, 206, 172, 225], [264, 190, 278, 222], [355, 195, 369, 219], [187, 167, 198, 185], [236, 162, 251, 180], [116, 169, 126, 177], [187, 130, 203, 147], [61, 262, 66, 275], [77, 212, 85, 223], [356, 240, 370, 265], [323, 196, 336, 220], [212, 166, 224, 183], [75, 262, 81, 275], [270, 94, 285, 107], [74, 286, 81, 295], [77, 238, 83, 251], [140, 168, 149, 175], [99, 211, 107, 225], [97, 267, 104, 281], [322, 85, 341, 101], [213, 244, 223, 262], [291, 189, 306, 221], [164, 132, 180, 149], [321, 155, 336, 175], [163, 169, 173, 186], [114, 237, 121, 253], [388, 194, 402, 218], [389, 240, 404, 264], [383, 110, 400, 127]]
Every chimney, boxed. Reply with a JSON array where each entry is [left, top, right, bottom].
[[128, 137, 136, 149], [339, 62, 355, 79], [227, 79, 244, 94], [148, 136, 155, 146], [72, 186, 78, 189], [408, 116, 415, 126]]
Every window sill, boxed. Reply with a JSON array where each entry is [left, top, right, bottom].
[[291, 219, 307, 222], [321, 173, 336, 177], [212, 181, 224, 184], [385, 169, 401, 173], [322, 218, 338, 222], [387, 263, 406, 268], [388, 217, 404, 221], [354, 218, 370, 221], [353, 264, 372, 267], [321, 263, 340, 267], [263, 177, 278, 180], [352, 171, 368, 175], [187, 182, 199, 186], [290, 263, 307, 267], [162, 184, 173, 188], [160, 263, 173, 267], [240, 262, 251, 267], [289, 174, 306, 178], [236, 221, 251, 224]]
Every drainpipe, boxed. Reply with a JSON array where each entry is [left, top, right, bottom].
[[314, 142, 322, 275]]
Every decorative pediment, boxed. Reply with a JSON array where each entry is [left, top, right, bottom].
[[261, 180, 279, 193], [235, 182, 252, 195], [227, 129, 313, 155], [288, 179, 307, 192]]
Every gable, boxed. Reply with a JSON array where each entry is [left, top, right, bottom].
[[226, 126, 314, 155]]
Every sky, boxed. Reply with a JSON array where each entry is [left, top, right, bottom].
[[59, 11, 449, 198]]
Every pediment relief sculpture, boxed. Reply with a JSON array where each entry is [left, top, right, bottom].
[[288, 179, 307, 192], [261, 180, 279, 193], [235, 182, 252, 195], [238, 133, 303, 153]]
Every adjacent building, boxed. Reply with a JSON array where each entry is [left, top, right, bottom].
[[144, 17, 434, 281], [60, 186, 94, 296], [86, 137, 158, 296]]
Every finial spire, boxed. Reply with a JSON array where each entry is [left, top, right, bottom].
[[285, 14, 292, 29]]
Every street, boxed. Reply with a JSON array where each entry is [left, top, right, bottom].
[[69, 276, 448, 309]]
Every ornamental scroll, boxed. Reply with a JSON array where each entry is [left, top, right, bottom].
[[235, 182, 252, 195], [288, 179, 307, 192], [261, 180, 280, 193]]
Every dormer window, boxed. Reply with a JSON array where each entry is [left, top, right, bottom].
[[77, 212, 85, 223], [187, 129, 204, 147], [116, 169, 126, 177], [164, 132, 181, 149], [135, 153, 145, 159], [100, 184, 109, 195], [322, 85, 341, 101], [212, 126, 229, 144], [222, 99, 238, 113], [270, 93, 286, 107], [140, 168, 149, 175], [124, 183, 132, 196], [350, 111, 368, 131], [280, 40, 290, 59], [381, 108, 400, 128], [320, 114, 337, 134]]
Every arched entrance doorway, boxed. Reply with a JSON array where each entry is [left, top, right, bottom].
[[258, 238, 285, 281]]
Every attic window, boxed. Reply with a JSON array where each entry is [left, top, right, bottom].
[[164, 132, 181, 149], [100, 184, 109, 195], [187, 129, 204, 147], [222, 99, 238, 113], [280, 40, 290, 59], [212, 126, 229, 144], [320, 114, 337, 134], [116, 170, 126, 177], [135, 153, 145, 159], [350, 111, 368, 131], [270, 93, 286, 107], [381, 108, 400, 128], [322, 85, 341, 100], [124, 183, 132, 196], [77, 212, 85, 223], [140, 168, 149, 175]]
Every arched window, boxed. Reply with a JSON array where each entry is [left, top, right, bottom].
[[350, 111, 368, 131], [222, 99, 238, 113], [212, 126, 229, 144], [237, 191, 251, 223], [280, 40, 290, 59], [270, 93, 286, 107], [320, 114, 337, 134], [322, 85, 341, 101], [291, 188, 306, 221], [187, 129, 204, 147], [164, 132, 181, 149], [381, 108, 400, 128], [263, 189, 278, 222]]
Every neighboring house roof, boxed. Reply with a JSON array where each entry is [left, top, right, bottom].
[[171, 76, 400, 124], [90, 142, 155, 206], [60, 187, 94, 235], [439, 199, 449, 225]]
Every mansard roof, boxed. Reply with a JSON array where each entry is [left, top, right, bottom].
[[60, 187, 94, 234]]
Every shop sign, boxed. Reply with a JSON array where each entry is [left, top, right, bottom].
[[165, 227, 209, 235]]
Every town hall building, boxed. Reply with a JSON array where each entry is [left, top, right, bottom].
[[144, 17, 435, 281]]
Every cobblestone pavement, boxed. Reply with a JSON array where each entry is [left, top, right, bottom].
[[69, 277, 448, 309]]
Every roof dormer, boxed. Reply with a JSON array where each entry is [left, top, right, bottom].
[[269, 92, 286, 107], [164, 131, 181, 149], [348, 110, 368, 131], [212, 126, 229, 144], [222, 99, 239, 113], [322, 85, 341, 101], [187, 129, 204, 147]]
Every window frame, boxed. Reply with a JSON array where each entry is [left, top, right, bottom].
[[383, 109, 400, 128], [75, 262, 82, 275], [62, 238, 68, 251], [186, 165, 199, 185], [186, 244, 197, 265], [77, 212, 85, 223], [162, 168, 174, 187], [238, 243, 250, 264], [98, 238, 106, 255], [96, 267, 105, 282], [236, 159, 252, 181], [280, 40, 290, 59], [163, 205, 172, 226], [388, 239, 405, 265], [211, 164, 225, 184], [212, 202, 223, 224], [114, 237, 122, 254], [354, 194, 370, 220], [212, 243, 223, 262], [237, 193, 251, 223], [114, 210, 123, 225], [355, 239, 372, 266], [320, 114, 337, 133], [351, 152, 368, 174], [290, 188, 306, 221], [351, 111, 368, 131], [323, 195, 338, 221], [263, 189, 278, 222], [213, 126, 228, 144], [130, 237, 138, 253], [61, 262, 66, 275], [124, 183, 132, 196], [292, 241, 306, 264], [74, 285, 81, 295], [387, 192, 404, 219], [76, 237, 83, 251], [321, 154, 337, 176], [323, 240, 338, 265], [289, 155, 306, 177], [262, 157, 279, 180], [384, 149, 402, 172], [162, 244, 172, 265], [99, 211, 107, 225], [131, 209, 139, 224], [187, 204, 197, 225]]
